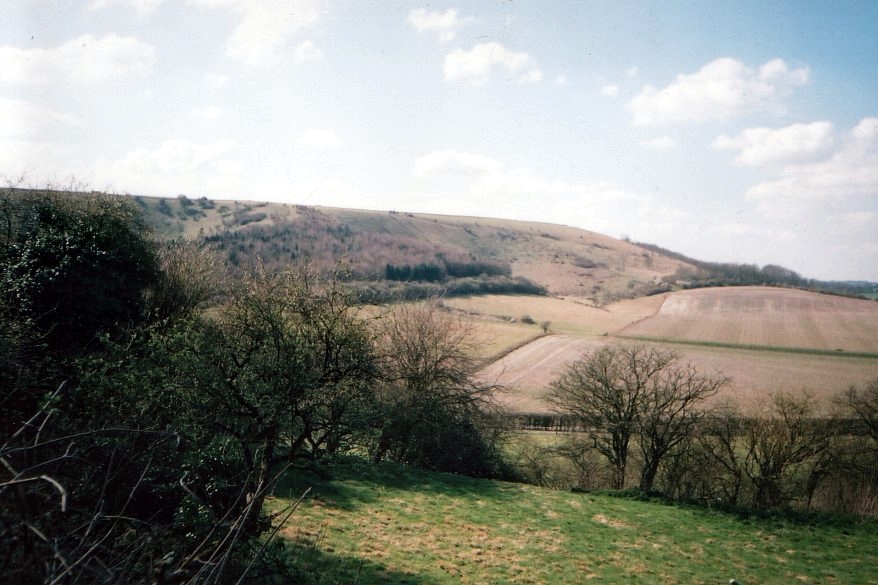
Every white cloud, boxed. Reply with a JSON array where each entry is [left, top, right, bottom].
[[708, 222, 766, 238], [407, 8, 472, 43], [191, 106, 224, 120], [0, 98, 80, 139], [97, 139, 238, 175], [713, 121, 835, 166], [297, 128, 342, 149], [555, 75, 567, 86], [0, 140, 70, 185], [627, 57, 809, 125], [188, 0, 325, 66], [626, 66, 638, 78], [639, 136, 678, 149], [0, 34, 155, 84], [842, 211, 876, 224], [443, 42, 542, 85], [600, 84, 619, 97], [745, 117, 878, 202], [412, 150, 503, 177], [87, 139, 243, 195], [88, 0, 164, 14], [517, 69, 543, 84], [203, 71, 229, 89], [410, 149, 680, 239], [293, 40, 324, 63]]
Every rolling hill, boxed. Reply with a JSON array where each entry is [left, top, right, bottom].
[[617, 286, 878, 354], [132, 194, 692, 302], [130, 193, 878, 413]]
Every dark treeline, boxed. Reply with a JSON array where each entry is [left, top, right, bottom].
[[635, 241, 878, 298], [354, 275, 546, 304], [385, 257, 511, 283]]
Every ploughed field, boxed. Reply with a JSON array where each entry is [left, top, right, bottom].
[[617, 286, 878, 353], [460, 287, 878, 413]]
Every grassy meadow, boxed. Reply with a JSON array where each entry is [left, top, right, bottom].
[[274, 459, 878, 585]]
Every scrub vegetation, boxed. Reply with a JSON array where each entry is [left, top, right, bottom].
[[2, 189, 877, 584]]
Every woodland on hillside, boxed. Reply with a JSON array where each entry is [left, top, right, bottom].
[[137, 193, 878, 301], [636, 240, 878, 298], [2, 189, 877, 584]]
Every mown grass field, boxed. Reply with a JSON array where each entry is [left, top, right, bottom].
[[273, 459, 878, 584]]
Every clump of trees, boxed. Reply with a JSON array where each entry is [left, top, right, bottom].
[[0, 190, 508, 583], [547, 345, 726, 490], [371, 303, 508, 477], [385, 258, 510, 283], [530, 342, 878, 514], [636, 240, 878, 299]]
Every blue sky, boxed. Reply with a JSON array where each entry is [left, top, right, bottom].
[[2, 1, 877, 281]]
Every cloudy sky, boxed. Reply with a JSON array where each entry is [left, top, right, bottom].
[[2, 1, 877, 281]]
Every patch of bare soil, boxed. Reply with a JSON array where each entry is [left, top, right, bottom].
[[478, 335, 606, 413]]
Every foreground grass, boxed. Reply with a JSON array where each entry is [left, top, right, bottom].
[[271, 459, 878, 584]]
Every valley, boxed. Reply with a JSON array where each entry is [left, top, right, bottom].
[[457, 288, 878, 413], [135, 194, 878, 414]]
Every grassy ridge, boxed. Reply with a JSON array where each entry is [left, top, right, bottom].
[[618, 335, 878, 360], [274, 459, 878, 584]]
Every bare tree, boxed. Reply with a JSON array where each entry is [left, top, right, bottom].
[[548, 344, 725, 490], [372, 302, 504, 476], [696, 403, 747, 506], [843, 378, 878, 446], [637, 360, 727, 490], [739, 392, 832, 508]]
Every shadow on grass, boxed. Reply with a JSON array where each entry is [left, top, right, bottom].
[[282, 538, 439, 585], [274, 456, 514, 512], [272, 458, 497, 583], [576, 486, 878, 531]]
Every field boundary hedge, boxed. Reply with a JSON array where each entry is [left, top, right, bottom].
[[617, 335, 878, 360]]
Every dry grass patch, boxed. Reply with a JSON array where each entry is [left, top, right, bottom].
[[592, 513, 630, 528], [445, 294, 664, 336]]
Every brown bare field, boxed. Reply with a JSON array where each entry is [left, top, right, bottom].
[[444, 294, 665, 336], [466, 288, 878, 414], [479, 335, 878, 413], [470, 320, 544, 361], [617, 286, 878, 353], [478, 335, 606, 412]]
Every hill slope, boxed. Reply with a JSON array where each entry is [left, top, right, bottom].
[[276, 458, 878, 584], [618, 286, 878, 353], [132, 195, 691, 301]]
